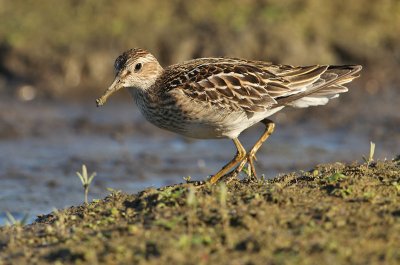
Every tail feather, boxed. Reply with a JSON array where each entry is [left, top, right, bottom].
[[275, 65, 362, 108]]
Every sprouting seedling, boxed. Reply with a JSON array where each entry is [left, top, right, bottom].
[[362, 141, 376, 167], [52, 208, 67, 236], [219, 183, 227, 208], [186, 187, 197, 234], [183, 176, 191, 183], [186, 187, 197, 208], [218, 183, 233, 247], [241, 165, 250, 176], [76, 164, 96, 204], [5, 212, 29, 226]]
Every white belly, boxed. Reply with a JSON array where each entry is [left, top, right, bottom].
[[178, 106, 284, 139]]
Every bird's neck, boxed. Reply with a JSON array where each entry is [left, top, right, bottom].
[[129, 65, 165, 110], [128, 85, 158, 108]]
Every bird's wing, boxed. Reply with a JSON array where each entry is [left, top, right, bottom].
[[163, 58, 360, 113]]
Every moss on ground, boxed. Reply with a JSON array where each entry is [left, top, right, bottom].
[[1, 160, 399, 265]]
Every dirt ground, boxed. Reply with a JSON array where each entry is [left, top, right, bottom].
[[1, 159, 399, 265]]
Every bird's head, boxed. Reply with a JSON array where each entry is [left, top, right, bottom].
[[96, 48, 163, 106]]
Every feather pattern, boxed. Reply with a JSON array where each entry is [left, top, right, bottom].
[[154, 58, 361, 114]]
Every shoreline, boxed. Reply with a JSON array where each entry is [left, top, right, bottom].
[[1, 160, 399, 264]]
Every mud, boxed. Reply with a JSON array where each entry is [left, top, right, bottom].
[[0, 160, 399, 264]]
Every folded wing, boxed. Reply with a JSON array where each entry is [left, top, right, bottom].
[[164, 58, 362, 113]]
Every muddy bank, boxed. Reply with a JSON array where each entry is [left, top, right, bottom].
[[1, 160, 399, 264]]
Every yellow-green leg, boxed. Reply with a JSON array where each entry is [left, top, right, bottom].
[[209, 138, 246, 184], [235, 119, 275, 179]]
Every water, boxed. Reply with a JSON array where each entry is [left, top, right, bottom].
[[0, 98, 398, 225]]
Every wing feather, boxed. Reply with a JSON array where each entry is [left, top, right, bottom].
[[160, 58, 361, 114]]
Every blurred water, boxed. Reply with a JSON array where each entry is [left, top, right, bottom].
[[0, 99, 398, 225]]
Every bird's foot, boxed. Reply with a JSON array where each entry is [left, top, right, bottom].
[[234, 153, 259, 182], [206, 171, 240, 185], [220, 171, 242, 184]]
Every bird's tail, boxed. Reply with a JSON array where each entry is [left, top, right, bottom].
[[275, 65, 362, 108]]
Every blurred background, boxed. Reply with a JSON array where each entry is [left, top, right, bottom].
[[0, 0, 399, 222]]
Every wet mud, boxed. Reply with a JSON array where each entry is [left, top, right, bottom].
[[0, 160, 399, 264]]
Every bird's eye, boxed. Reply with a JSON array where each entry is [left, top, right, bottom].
[[134, 63, 142, 72]]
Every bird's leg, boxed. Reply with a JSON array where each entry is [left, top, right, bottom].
[[235, 119, 275, 179], [209, 138, 246, 184]]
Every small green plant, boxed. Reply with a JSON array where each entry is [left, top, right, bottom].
[[218, 183, 232, 247], [187, 187, 197, 208], [186, 187, 197, 234], [76, 164, 96, 204], [52, 208, 66, 237], [362, 141, 376, 167], [5, 212, 29, 226], [325, 172, 347, 183], [241, 164, 250, 176], [4, 212, 27, 246], [391, 181, 400, 193], [219, 183, 228, 208]]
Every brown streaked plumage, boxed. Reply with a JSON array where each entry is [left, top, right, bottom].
[[96, 48, 362, 184]]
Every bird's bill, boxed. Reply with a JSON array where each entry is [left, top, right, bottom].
[[96, 77, 122, 107]]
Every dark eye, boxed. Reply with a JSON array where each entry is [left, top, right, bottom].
[[134, 63, 142, 72]]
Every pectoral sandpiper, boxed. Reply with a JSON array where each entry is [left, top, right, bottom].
[[96, 48, 361, 184]]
